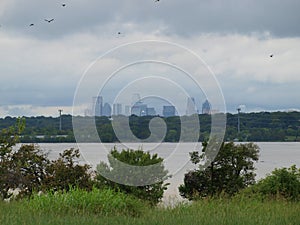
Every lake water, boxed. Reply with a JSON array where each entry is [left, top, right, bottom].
[[26, 142, 300, 202]]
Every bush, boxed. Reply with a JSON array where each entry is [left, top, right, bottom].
[[44, 148, 93, 192], [179, 142, 260, 200], [250, 165, 300, 201], [96, 147, 170, 205]]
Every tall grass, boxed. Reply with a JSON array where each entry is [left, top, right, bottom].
[[1, 190, 300, 225], [26, 187, 147, 217]]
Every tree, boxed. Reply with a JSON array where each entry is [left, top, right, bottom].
[[179, 141, 259, 200], [96, 147, 170, 205], [45, 148, 93, 192]]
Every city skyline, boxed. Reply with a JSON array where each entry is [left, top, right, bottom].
[[87, 95, 213, 117]]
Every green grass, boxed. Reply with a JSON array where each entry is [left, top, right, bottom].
[[1, 190, 300, 225]]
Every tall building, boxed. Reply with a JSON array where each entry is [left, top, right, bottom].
[[186, 97, 198, 115], [93, 96, 103, 116], [125, 105, 131, 116], [202, 99, 211, 114], [113, 103, 122, 115], [102, 103, 112, 117], [163, 105, 176, 117], [146, 107, 156, 116], [131, 101, 147, 116]]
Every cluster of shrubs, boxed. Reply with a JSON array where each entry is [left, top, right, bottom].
[[0, 119, 169, 205], [179, 141, 300, 201]]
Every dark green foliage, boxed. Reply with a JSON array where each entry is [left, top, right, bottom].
[[249, 165, 300, 201], [0, 120, 93, 200], [179, 142, 259, 200], [1, 111, 300, 142], [45, 148, 93, 192], [96, 147, 170, 205]]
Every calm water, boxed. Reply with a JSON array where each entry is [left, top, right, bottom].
[[26, 142, 300, 200]]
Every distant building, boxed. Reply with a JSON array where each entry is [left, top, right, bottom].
[[186, 97, 198, 115], [131, 101, 147, 116], [102, 103, 112, 117], [146, 107, 156, 116], [125, 105, 131, 116], [202, 99, 211, 114], [113, 103, 122, 115], [93, 96, 103, 116], [163, 105, 176, 117]]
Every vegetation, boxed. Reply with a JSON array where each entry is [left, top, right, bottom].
[[1, 195, 300, 225], [1, 111, 300, 142], [244, 165, 300, 201], [1, 121, 300, 224], [179, 142, 260, 200], [96, 147, 170, 205], [0, 120, 93, 200]]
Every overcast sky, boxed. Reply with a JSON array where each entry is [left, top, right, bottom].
[[0, 0, 300, 117]]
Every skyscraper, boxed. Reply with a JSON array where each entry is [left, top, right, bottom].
[[102, 103, 112, 117], [186, 97, 198, 115], [163, 105, 176, 117], [202, 99, 211, 114], [93, 96, 103, 116], [113, 103, 122, 115]]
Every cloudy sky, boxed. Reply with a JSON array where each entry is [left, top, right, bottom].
[[0, 0, 300, 117]]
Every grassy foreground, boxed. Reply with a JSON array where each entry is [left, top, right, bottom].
[[0, 189, 300, 225]]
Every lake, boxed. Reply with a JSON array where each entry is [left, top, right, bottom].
[[25, 142, 300, 201]]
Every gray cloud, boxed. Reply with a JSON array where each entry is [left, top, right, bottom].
[[0, 0, 300, 116], [1, 0, 300, 39]]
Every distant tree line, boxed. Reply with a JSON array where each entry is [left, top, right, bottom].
[[0, 111, 300, 142]]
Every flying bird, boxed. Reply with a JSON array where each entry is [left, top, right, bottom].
[[62, 3, 66, 7], [270, 54, 273, 58], [29, 23, 34, 26], [155, 0, 160, 2], [44, 19, 54, 23]]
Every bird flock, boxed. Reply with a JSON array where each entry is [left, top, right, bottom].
[[0, 1, 274, 57], [27, 3, 65, 27], [1, 1, 161, 38]]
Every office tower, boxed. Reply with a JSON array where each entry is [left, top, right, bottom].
[[163, 105, 176, 117], [146, 107, 156, 116], [186, 97, 198, 115], [102, 103, 112, 117], [131, 100, 147, 116], [202, 99, 211, 114], [93, 96, 103, 116], [125, 105, 131, 116], [113, 103, 122, 115]]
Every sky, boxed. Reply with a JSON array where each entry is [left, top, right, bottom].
[[0, 0, 300, 117]]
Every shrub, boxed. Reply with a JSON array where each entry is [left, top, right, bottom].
[[96, 147, 170, 205], [44, 148, 93, 192], [251, 165, 300, 201]]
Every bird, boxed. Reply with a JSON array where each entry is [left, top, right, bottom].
[[62, 3, 66, 7], [270, 54, 274, 58], [29, 23, 34, 26], [155, 0, 160, 2], [117, 31, 124, 37], [44, 19, 54, 23]]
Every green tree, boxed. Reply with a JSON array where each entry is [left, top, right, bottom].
[[179, 142, 259, 200], [96, 147, 170, 205], [45, 148, 93, 192]]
